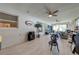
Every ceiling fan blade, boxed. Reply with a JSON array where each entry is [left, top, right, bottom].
[[46, 11, 52, 15], [44, 6, 59, 17], [52, 10, 59, 14], [44, 6, 51, 13]]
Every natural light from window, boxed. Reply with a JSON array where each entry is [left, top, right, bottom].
[[53, 24, 67, 32]]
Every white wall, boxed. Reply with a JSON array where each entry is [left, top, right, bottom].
[[0, 4, 36, 49]]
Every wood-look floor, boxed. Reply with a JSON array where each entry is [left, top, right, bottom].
[[0, 35, 74, 55]]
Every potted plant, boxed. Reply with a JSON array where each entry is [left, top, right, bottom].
[[35, 23, 42, 38]]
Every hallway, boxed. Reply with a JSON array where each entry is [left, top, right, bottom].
[[0, 35, 73, 55]]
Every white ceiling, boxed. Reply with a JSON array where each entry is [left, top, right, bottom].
[[0, 3, 79, 24]]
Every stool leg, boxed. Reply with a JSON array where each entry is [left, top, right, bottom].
[[50, 45, 52, 51], [56, 42, 59, 52]]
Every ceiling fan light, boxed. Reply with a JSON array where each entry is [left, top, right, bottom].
[[48, 14, 52, 17]]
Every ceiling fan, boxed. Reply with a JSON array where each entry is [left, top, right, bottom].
[[45, 6, 59, 17]]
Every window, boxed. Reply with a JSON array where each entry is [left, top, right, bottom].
[[53, 24, 67, 32], [76, 18, 79, 26]]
